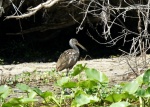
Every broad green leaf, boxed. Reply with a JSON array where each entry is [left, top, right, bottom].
[[62, 81, 77, 88], [2, 98, 22, 107], [0, 85, 9, 93], [32, 87, 43, 96], [51, 96, 60, 107], [0, 85, 11, 99], [85, 68, 108, 83], [105, 93, 123, 102], [16, 83, 32, 92], [71, 90, 99, 107], [71, 64, 86, 76], [121, 92, 137, 100], [136, 88, 145, 97], [33, 88, 54, 100], [79, 80, 98, 89], [16, 83, 36, 98], [2, 97, 38, 106], [28, 90, 37, 98], [110, 101, 130, 107], [143, 69, 150, 84], [20, 98, 38, 103], [56, 77, 70, 87], [123, 80, 139, 94], [135, 74, 143, 85], [40, 91, 60, 106], [41, 91, 53, 98], [144, 87, 150, 97]]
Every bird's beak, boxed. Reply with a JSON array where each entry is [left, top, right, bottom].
[[77, 42, 87, 51]]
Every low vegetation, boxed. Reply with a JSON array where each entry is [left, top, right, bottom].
[[0, 64, 150, 107]]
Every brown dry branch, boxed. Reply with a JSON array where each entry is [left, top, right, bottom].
[[76, 0, 94, 34], [5, 0, 60, 20], [84, 0, 150, 76], [85, 2, 150, 46]]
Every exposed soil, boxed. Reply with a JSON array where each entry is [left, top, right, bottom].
[[1, 54, 150, 83], [0, 54, 150, 101]]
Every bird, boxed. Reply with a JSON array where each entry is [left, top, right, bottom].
[[56, 38, 87, 76]]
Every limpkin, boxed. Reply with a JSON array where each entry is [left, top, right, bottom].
[[56, 38, 87, 76]]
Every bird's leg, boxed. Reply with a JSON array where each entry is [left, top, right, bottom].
[[66, 68, 69, 76], [64, 68, 71, 95]]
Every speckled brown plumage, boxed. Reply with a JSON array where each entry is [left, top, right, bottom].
[[56, 38, 86, 76]]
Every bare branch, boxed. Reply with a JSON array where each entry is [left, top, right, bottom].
[[5, 0, 60, 20]]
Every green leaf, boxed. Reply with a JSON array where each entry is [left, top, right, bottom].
[[123, 80, 140, 94], [2, 98, 22, 107], [40, 91, 53, 98], [136, 88, 145, 97], [79, 80, 98, 89], [32, 87, 43, 96], [62, 81, 77, 88], [2, 97, 38, 107], [144, 87, 150, 97], [110, 101, 130, 107], [71, 64, 86, 76], [20, 98, 38, 103], [28, 90, 37, 98], [33, 88, 55, 100], [0, 85, 9, 93], [143, 69, 150, 84], [71, 90, 99, 107], [105, 93, 123, 102], [56, 77, 70, 87], [16, 83, 37, 99], [16, 83, 31, 92], [121, 92, 137, 100], [0, 85, 11, 99], [40, 91, 60, 106], [136, 74, 143, 85], [85, 68, 109, 83]]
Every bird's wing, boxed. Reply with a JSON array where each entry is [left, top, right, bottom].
[[56, 49, 79, 71]]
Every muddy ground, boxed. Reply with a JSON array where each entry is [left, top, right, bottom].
[[1, 54, 150, 83], [0, 54, 149, 100]]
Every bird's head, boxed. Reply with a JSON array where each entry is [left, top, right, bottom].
[[69, 38, 87, 51]]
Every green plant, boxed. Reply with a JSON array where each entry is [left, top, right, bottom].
[[1, 64, 150, 106]]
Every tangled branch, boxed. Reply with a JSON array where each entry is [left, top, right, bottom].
[[5, 0, 60, 20]]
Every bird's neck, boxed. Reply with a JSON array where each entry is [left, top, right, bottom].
[[70, 43, 79, 53]]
